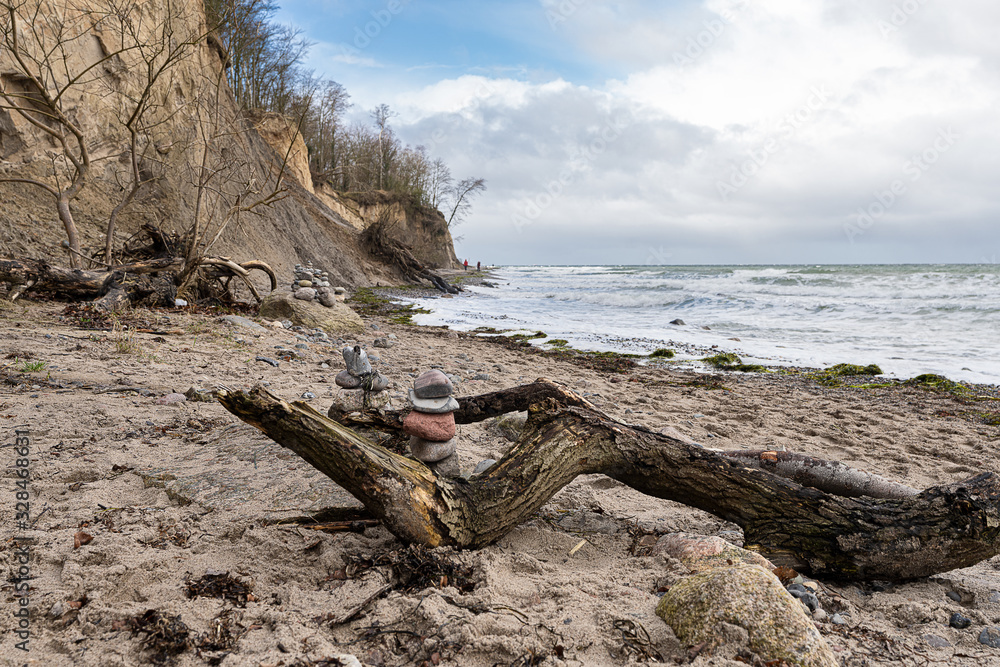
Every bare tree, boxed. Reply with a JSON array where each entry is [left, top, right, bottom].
[[0, 0, 135, 267], [305, 79, 351, 177], [175, 48, 303, 299], [427, 157, 452, 209], [370, 103, 397, 191], [100, 0, 204, 265], [205, 0, 309, 113], [0, 0, 210, 267], [445, 176, 487, 228]]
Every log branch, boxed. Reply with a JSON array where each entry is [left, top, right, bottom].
[[217, 380, 1000, 581]]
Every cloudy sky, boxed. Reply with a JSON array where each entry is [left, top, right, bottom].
[[276, 0, 999, 265]]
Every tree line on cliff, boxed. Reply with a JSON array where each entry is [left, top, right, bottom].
[[204, 0, 485, 228]]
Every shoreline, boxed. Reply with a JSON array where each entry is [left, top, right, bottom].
[[1, 297, 999, 665], [390, 264, 1000, 387], [363, 276, 1000, 396]]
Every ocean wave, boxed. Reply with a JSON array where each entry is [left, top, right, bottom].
[[414, 265, 1000, 382]]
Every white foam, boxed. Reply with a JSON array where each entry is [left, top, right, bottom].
[[407, 265, 1000, 384]]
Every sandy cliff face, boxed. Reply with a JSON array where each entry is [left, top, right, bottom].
[[250, 112, 314, 195], [331, 191, 461, 269], [0, 0, 450, 287]]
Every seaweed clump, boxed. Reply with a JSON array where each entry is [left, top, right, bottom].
[[904, 373, 971, 396], [650, 348, 675, 358], [128, 610, 192, 664], [343, 544, 476, 593], [346, 287, 430, 325], [185, 572, 254, 607], [701, 352, 766, 373], [509, 331, 547, 341], [813, 363, 884, 387]]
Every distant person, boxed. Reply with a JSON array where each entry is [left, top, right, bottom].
[[463, 259, 468, 271], [476, 261, 481, 271]]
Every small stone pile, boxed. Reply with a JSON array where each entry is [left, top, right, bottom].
[[403, 370, 460, 474], [333, 346, 390, 410], [290, 262, 346, 308]]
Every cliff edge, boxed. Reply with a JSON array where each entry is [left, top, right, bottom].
[[0, 0, 456, 287]]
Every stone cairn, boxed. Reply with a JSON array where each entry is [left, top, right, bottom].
[[291, 261, 346, 308], [402, 370, 460, 475], [333, 346, 390, 410]]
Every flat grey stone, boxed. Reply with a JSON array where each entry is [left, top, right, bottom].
[[923, 634, 951, 648], [360, 372, 389, 393], [980, 627, 1000, 648], [473, 459, 497, 475], [427, 453, 460, 477], [335, 370, 361, 389], [409, 436, 457, 463], [408, 390, 459, 414], [220, 315, 266, 332]]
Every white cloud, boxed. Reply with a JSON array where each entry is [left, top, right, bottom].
[[303, 0, 1000, 263]]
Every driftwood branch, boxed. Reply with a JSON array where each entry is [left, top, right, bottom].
[[218, 380, 1000, 581], [0, 257, 182, 300], [0, 254, 276, 306]]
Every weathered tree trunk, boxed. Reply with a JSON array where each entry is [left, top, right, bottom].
[[0, 257, 182, 300], [218, 380, 1000, 581], [0, 255, 273, 307]]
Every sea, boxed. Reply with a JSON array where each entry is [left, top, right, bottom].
[[403, 264, 1000, 385]]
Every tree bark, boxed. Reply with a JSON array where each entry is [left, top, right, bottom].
[[0, 257, 183, 300], [218, 380, 1000, 581]]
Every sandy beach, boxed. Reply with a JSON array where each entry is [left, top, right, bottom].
[[2, 293, 1000, 666]]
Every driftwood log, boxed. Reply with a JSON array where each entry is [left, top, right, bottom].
[[218, 379, 1000, 582], [0, 255, 276, 308]]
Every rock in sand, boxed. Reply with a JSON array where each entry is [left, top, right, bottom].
[[656, 565, 837, 667], [259, 291, 364, 335]]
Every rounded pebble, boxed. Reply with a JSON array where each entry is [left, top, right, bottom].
[[979, 627, 1000, 648], [949, 612, 972, 629]]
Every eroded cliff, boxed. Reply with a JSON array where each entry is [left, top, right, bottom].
[[0, 0, 455, 287]]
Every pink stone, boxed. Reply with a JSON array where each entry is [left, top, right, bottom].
[[651, 532, 774, 573], [402, 410, 456, 442], [155, 393, 187, 405]]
